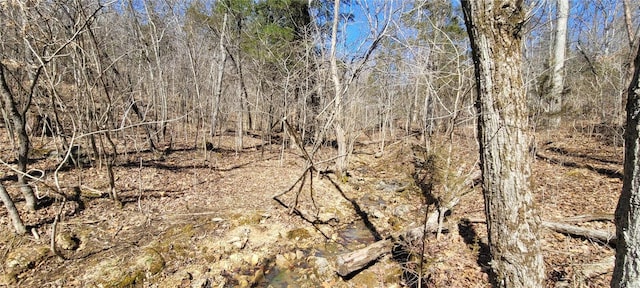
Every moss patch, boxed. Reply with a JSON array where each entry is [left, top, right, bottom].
[[286, 228, 311, 241], [235, 211, 265, 226], [4, 244, 50, 275], [83, 247, 165, 287], [135, 248, 165, 275]]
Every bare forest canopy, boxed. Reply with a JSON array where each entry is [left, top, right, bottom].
[[0, 0, 636, 152], [0, 0, 638, 145]]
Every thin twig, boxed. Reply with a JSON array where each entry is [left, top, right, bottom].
[[137, 157, 143, 213], [272, 164, 313, 199]]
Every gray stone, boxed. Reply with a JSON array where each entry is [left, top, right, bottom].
[[393, 205, 412, 217]]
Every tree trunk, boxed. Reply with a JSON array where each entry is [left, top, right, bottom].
[[330, 0, 348, 176], [619, 0, 640, 127], [548, 0, 568, 127], [612, 36, 640, 288], [235, 52, 252, 131], [0, 183, 26, 235], [461, 1, 546, 287], [211, 12, 228, 138], [0, 63, 36, 211], [622, 0, 638, 49]]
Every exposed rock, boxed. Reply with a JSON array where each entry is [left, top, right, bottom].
[[250, 253, 260, 266], [375, 180, 408, 193], [191, 278, 212, 288], [228, 227, 251, 249], [56, 232, 80, 250], [393, 204, 412, 217], [314, 256, 330, 275], [5, 245, 50, 274], [318, 212, 339, 225], [275, 254, 291, 269], [251, 268, 265, 285], [228, 253, 244, 265], [370, 208, 385, 219]]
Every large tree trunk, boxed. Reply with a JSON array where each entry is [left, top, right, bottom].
[[619, 0, 640, 127], [547, 0, 568, 127], [612, 37, 640, 288], [461, 1, 546, 287]]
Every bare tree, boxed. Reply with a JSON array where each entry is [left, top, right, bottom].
[[212, 12, 228, 140], [547, 0, 568, 127], [612, 36, 640, 288], [326, 0, 390, 177], [461, 1, 546, 286], [0, 61, 37, 211], [329, 0, 347, 176]]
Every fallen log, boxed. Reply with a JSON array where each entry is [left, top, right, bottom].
[[554, 213, 614, 224], [535, 151, 623, 179], [335, 198, 456, 277], [335, 170, 481, 277], [464, 217, 617, 245], [336, 238, 393, 277], [336, 217, 442, 277], [541, 221, 616, 245]]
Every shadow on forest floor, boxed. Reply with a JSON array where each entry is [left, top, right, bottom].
[[458, 219, 495, 286]]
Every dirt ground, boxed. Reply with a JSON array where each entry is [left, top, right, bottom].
[[0, 123, 622, 287]]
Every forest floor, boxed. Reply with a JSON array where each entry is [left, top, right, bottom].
[[0, 122, 623, 287]]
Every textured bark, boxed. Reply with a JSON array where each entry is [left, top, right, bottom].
[[461, 1, 546, 287], [547, 0, 568, 127], [336, 238, 393, 277], [612, 38, 640, 288]]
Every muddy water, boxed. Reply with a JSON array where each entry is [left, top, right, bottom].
[[262, 221, 379, 286], [264, 267, 307, 287]]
